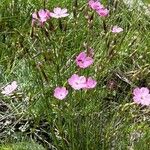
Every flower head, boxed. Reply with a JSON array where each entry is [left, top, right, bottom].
[[50, 7, 69, 18], [38, 9, 51, 22], [1, 81, 18, 96], [96, 8, 109, 17], [112, 26, 123, 33], [133, 87, 150, 106], [68, 74, 86, 90], [88, 0, 109, 17], [54, 87, 68, 100], [76, 51, 94, 69], [32, 9, 51, 26], [84, 77, 97, 89], [88, 0, 104, 10]]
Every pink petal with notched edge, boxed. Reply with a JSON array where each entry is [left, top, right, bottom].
[[61, 8, 68, 14], [59, 13, 69, 18], [140, 87, 149, 96], [85, 77, 97, 89], [76, 52, 86, 60], [141, 94, 150, 106], [68, 74, 78, 85], [133, 95, 141, 104], [54, 7, 62, 14], [85, 57, 93, 65], [32, 12, 38, 19], [96, 8, 109, 17], [133, 87, 141, 96], [11, 81, 18, 89], [50, 7, 69, 18], [50, 13, 59, 18]]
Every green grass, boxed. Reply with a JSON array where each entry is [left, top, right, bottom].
[[0, 141, 45, 150], [145, 0, 150, 3], [0, 0, 150, 149]]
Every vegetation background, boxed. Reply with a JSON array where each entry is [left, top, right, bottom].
[[0, 0, 150, 149]]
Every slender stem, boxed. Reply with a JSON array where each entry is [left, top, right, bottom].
[[58, 19, 63, 31], [102, 19, 107, 34], [73, 0, 78, 19], [43, 0, 46, 10]]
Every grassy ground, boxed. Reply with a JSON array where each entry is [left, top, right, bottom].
[[0, 0, 150, 149]]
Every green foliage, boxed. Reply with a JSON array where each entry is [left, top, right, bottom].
[[0, 141, 45, 150], [0, 0, 150, 149]]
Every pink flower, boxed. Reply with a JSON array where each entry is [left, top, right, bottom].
[[88, 0, 109, 17], [38, 9, 51, 22], [84, 77, 97, 89], [76, 51, 94, 69], [50, 7, 69, 18], [32, 9, 51, 26], [133, 87, 150, 106], [54, 87, 68, 100], [68, 74, 86, 90], [1, 81, 18, 96], [112, 26, 123, 33], [88, 0, 104, 10], [96, 8, 109, 17]]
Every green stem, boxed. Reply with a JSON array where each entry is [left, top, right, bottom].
[[59, 19, 63, 31]]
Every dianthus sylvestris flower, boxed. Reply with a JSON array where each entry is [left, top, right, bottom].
[[54, 87, 68, 100], [96, 8, 109, 17], [32, 9, 51, 26], [112, 26, 123, 33], [133, 87, 150, 106], [1, 81, 18, 96], [88, 0, 104, 10], [88, 0, 109, 17], [50, 7, 69, 18], [84, 77, 97, 89], [68, 74, 86, 90], [76, 51, 94, 69]]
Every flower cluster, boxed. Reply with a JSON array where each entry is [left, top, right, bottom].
[[32, 9, 51, 26], [88, 0, 109, 17], [54, 49, 97, 100], [30, 2, 148, 108], [32, 7, 69, 27], [133, 87, 150, 106], [68, 74, 97, 90]]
